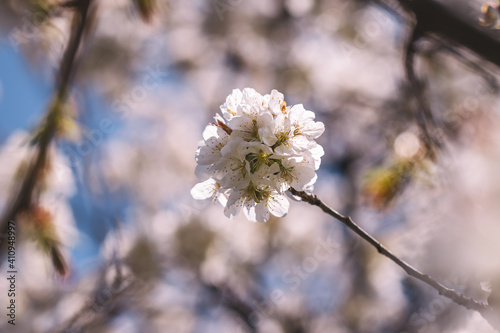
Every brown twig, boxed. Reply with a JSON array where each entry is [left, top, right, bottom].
[[403, 24, 442, 158], [288, 188, 490, 313], [0, 0, 94, 264]]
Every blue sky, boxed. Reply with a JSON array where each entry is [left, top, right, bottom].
[[0, 43, 52, 143], [0, 42, 106, 274]]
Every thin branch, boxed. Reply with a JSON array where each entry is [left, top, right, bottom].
[[203, 282, 258, 333], [56, 0, 93, 100], [404, 24, 441, 157], [0, 0, 94, 264], [433, 39, 499, 93], [288, 188, 490, 313], [56, 264, 136, 333]]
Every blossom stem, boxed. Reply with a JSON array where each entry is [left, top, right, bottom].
[[289, 188, 490, 313]]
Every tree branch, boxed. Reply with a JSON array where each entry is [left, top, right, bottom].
[[0, 0, 94, 265], [56, 263, 136, 333], [372, 0, 500, 69], [288, 188, 491, 315], [204, 282, 258, 333], [404, 24, 442, 157]]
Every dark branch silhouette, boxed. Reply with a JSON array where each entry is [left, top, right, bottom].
[[371, 0, 500, 69], [0, 0, 94, 267], [403, 24, 441, 156]]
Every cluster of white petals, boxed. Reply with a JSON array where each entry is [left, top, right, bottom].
[[191, 88, 325, 222]]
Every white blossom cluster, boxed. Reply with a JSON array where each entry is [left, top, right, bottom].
[[191, 88, 325, 222]]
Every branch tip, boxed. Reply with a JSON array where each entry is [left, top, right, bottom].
[[288, 188, 491, 317]]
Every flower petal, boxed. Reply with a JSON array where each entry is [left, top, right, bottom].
[[267, 194, 289, 218], [202, 124, 218, 141], [195, 143, 220, 165], [220, 89, 243, 119], [290, 135, 314, 152], [228, 116, 255, 141], [191, 178, 218, 200], [243, 199, 257, 222], [259, 125, 278, 146], [267, 89, 285, 115], [302, 121, 325, 140], [195, 164, 212, 180], [291, 165, 316, 190], [255, 202, 270, 222], [224, 190, 244, 219]]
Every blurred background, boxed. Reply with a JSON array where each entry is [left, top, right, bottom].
[[0, 0, 499, 332]]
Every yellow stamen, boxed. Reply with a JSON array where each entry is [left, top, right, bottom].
[[280, 101, 287, 113]]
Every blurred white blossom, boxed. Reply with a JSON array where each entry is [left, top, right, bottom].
[[191, 88, 324, 222]]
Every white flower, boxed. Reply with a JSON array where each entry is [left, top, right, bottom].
[[228, 111, 273, 142], [192, 88, 324, 222], [288, 104, 325, 140], [215, 137, 251, 190], [190, 178, 228, 206], [195, 122, 229, 165], [264, 89, 286, 116], [224, 184, 289, 222], [220, 89, 243, 120], [275, 157, 317, 192]]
